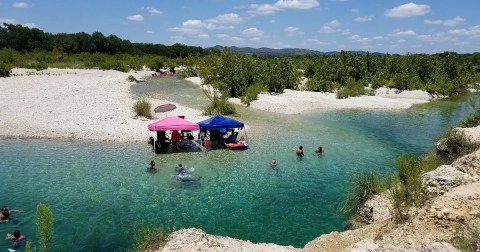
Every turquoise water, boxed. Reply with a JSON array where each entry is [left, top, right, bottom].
[[1, 78, 479, 251]]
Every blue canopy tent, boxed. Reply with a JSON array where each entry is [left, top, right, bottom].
[[197, 114, 247, 146]]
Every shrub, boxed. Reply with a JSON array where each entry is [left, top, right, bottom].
[[100, 60, 129, 72], [37, 203, 54, 252], [127, 75, 137, 82], [336, 78, 367, 99], [340, 171, 383, 215], [396, 154, 427, 206], [0, 62, 11, 77], [243, 83, 266, 105], [451, 224, 480, 252], [305, 76, 334, 92], [129, 222, 170, 252], [388, 183, 410, 223], [460, 109, 480, 128], [133, 99, 152, 119], [30, 62, 49, 71], [438, 130, 479, 162], [420, 149, 446, 173], [203, 88, 236, 115]]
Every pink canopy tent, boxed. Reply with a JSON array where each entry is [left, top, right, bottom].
[[148, 116, 200, 131]]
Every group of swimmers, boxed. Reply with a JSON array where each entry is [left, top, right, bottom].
[[145, 161, 201, 182], [1, 205, 25, 248], [271, 145, 324, 168]]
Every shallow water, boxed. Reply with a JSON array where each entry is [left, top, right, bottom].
[[1, 79, 479, 251]]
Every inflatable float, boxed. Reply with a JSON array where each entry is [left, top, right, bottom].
[[227, 142, 248, 150]]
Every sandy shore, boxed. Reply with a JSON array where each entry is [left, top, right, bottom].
[[0, 72, 435, 142], [0, 68, 206, 142], [184, 77, 434, 114]]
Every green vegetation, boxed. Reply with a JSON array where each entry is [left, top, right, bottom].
[[37, 203, 54, 252], [341, 172, 384, 215], [438, 130, 480, 163], [133, 99, 152, 119], [203, 91, 236, 115], [460, 110, 480, 128], [452, 224, 480, 252], [129, 222, 170, 252], [127, 75, 137, 82], [25, 203, 54, 252], [0, 61, 10, 77]]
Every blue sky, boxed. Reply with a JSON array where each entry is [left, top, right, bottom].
[[1, 0, 479, 54]]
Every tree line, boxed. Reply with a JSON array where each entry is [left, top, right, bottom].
[[0, 23, 206, 57]]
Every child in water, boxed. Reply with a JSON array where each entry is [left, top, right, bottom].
[[296, 146, 304, 156]]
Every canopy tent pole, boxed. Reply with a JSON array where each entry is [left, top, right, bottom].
[[244, 127, 248, 143]]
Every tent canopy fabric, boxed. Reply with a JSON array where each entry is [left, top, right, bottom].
[[148, 117, 200, 131], [197, 114, 244, 130]]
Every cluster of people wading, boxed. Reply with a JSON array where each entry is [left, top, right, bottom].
[[1, 205, 25, 248]]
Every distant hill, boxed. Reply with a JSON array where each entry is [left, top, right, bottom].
[[209, 45, 383, 56]]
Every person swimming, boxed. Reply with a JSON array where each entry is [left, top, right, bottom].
[[6, 230, 25, 247], [271, 159, 278, 168], [175, 164, 186, 175], [296, 146, 304, 156], [315, 146, 324, 155]]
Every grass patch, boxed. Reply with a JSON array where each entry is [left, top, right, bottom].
[[451, 224, 480, 252], [0, 61, 11, 77], [438, 129, 479, 163], [242, 83, 266, 106], [128, 222, 171, 252], [336, 78, 368, 99], [133, 99, 152, 119], [460, 109, 480, 128], [340, 171, 384, 215], [203, 89, 236, 115], [420, 149, 447, 173], [127, 75, 138, 82]]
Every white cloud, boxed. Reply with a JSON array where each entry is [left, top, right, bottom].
[[270, 19, 276, 23], [146, 30, 154, 34], [304, 38, 329, 45], [284, 26, 299, 32], [389, 30, 416, 37], [242, 27, 265, 37], [349, 34, 370, 43], [424, 17, 465, 27], [249, 37, 262, 42], [448, 25, 480, 37], [227, 36, 245, 43], [351, 9, 360, 13], [275, 0, 320, 9], [169, 19, 233, 34], [385, 2, 431, 18], [126, 14, 144, 22], [12, 2, 28, 8], [249, 4, 279, 15], [249, 0, 319, 15], [373, 36, 386, 40], [397, 39, 406, 43], [416, 32, 457, 42], [143, 7, 162, 16], [23, 22, 37, 28], [319, 19, 349, 33], [197, 34, 209, 39], [354, 16, 374, 22], [0, 18, 16, 23], [207, 13, 243, 24]]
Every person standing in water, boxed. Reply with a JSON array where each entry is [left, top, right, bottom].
[[296, 146, 304, 157], [315, 146, 324, 155]]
